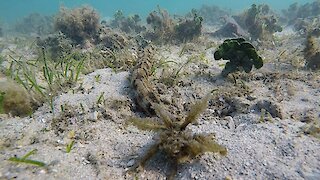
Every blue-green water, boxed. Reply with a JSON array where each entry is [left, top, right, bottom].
[[0, 0, 314, 23]]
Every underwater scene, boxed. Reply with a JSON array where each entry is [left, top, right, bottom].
[[0, 0, 319, 179]]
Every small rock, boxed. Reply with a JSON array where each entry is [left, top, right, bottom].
[[127, 159, 135, 167], [255, 99, 283, 119], [225, 116, 235, 131]]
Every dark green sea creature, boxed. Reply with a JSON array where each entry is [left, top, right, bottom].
[[214, 38, 263, 76], [127, 93, 227, 179]]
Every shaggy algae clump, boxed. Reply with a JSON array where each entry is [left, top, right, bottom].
[[0, 80, 33, 117], [54, 6, 101, 45], [127, 93, 227, 179]]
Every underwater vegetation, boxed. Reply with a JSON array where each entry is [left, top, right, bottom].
[[145, 7, 175, 43], [197, 4, 229, 26], [145, 7, 203, 44], [13, 13, 54, 36], [282, 0, 320, 34], [304, 28, 320, 70], [174, 10, 203, 43], [37, 32, 73, 60], [0, 80, 33, 117], [98, 27, 129, 51], [235, 4, 282, 41], [54, 6, 101, 45], [110, 10, 146, 34], [0, 27, 3, 37], [127, 93, 226, 179], [8, 149, 46, 167], [282, 1, 320, 27], [6, 45, 86, 114], [214, 38, 263, 77]]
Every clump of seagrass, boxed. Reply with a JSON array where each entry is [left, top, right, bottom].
[[127, 93, 227, 179], [54, 6, 100, 45], [0, 80, 33, 117]]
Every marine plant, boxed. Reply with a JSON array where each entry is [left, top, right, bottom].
[[8, 149, 46, 167], [282, 1, 320, 27], [145, 6, 175, 43], [197, 4, 229, 26], [304, 28, 320, 70], [54, 6, 101, 45], [174, 10, 203, 42], [235, 4, 282, 41], [0, 91, 5, 114], [36, 32, 73, 61], [0, 80, 33, 117], [7, 47, 85, 113], [66, 140, 75, 153], [110, 10, 146, 34], [214, 38, 263, 77], [127, 93, 227, 179], [145, 7, 204, 44], [13, 13, 54, 36]]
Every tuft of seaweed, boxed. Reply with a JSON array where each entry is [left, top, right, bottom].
[[282, 1, 320, 31], [235, 4, 282, 41], [145, 6, 175, 43], [304, 28, 320, 70], [0, 80, 33, 117], [196, 5, 229, 26], [174, 10, 203, 43], [13, 13, 54, 36], [145, 7, 203, 44], [110, 10, 146, 34], [54, 6, 101, 45], [36, 32, 73, 61], [126, 93, 227, 179]]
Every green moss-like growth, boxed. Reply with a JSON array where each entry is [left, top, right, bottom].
[[127, 93, 227, 179], [54, 6, 100, 45], [214, 38, 263, 76], [0, 80, 33, 117]]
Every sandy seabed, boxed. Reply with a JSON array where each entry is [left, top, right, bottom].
[[0, 27, 320, 180]]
